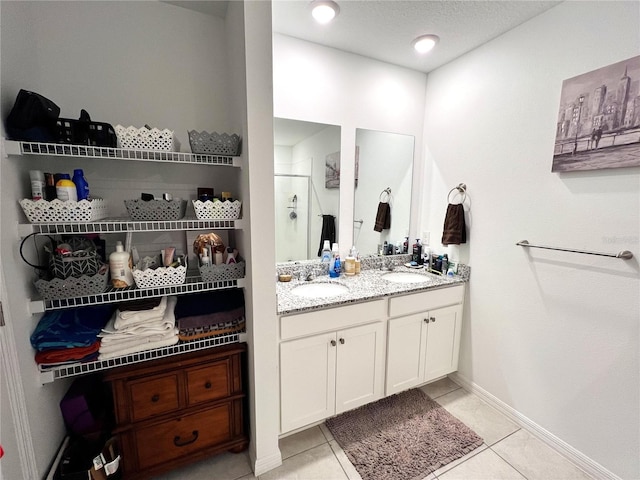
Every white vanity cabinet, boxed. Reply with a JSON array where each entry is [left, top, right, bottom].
[[279, 300, 386, 433], [385, 285, 465, 396]]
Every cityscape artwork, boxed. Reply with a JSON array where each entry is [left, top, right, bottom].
[[552, 54, 640, 172]]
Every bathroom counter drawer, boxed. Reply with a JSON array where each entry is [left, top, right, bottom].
[[280, 299, 386, 340], [388, 284, 464, 318]]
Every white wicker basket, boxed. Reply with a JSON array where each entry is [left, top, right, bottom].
[[35, 264, 109, 300], [199, 260, 245, 283], [132, 256, 187, 289], [124, 199, 186, 221], [192, 200, 241, 220], [188, 131, 240, 155], [19, 198, 108, 223], [115, 125, 177, 151]]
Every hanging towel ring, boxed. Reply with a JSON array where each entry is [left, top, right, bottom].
[[447, 183, 467, 204], [379, 187, 391, 203]]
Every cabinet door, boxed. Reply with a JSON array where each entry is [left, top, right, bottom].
[[280, 332, 336, 433], [335, 322, 385, 414], [385, 313, 428, 396], [424, 304, 462, 382]]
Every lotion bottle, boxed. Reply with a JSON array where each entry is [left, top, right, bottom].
[[109, 241, 133, 288], [56, 174, 77, 202], [72, 168, 90, 201]]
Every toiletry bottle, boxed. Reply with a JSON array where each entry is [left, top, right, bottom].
[[201, 249, 211, 266], [442, 254, 449, 274], [109, 241, 134, 288], [29, 170, 45, 201], [353, 247, 361, 274], [321, 240, 332, 263], [72, 168, 90, 201], [56, 174, 78, 202], [44, 173, 57, 201], [412, 238, 422, 264], [403, 234, 409, 254], [422, 232, 431, 270], [345, 246, 357, 276], [329, 243, 340, 278], [383, 241, 388, 255]]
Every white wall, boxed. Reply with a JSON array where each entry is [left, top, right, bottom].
[[422, 2, 639, 478], [273, 34, 427, 256]]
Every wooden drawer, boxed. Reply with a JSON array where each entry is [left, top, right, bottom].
[[186, 361, 231, 406], [129, 373, 180, 422], [134, 402, 234, 470]]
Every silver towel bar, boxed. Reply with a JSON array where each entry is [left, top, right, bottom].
[[516, 240, 633, 260]]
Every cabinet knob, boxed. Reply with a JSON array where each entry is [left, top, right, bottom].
[[330, 340, 336, 347], [339, 338, 345, 344], [205, 381, 212, 389], [424, 318, 429, 323], [151, 394, 160, 403], [430, 317, 436, 323]]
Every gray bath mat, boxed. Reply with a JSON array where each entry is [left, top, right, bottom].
[[325, 388, 483, 480]]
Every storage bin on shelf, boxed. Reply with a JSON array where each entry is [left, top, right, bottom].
[[34, 264, 109, 300], [192, 199, 241, 220], [115, 125, 177, 151], [56, 117, 117, 147], [132, 256, 187, 289], [199, 258, 245, 283], [188, 131, 241, 156], [19, 198, 108, 223], [124, 199, 186, 221]]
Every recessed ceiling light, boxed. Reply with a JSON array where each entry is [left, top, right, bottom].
[[412, 34, 440, 54], [311, 0, 340, 24]]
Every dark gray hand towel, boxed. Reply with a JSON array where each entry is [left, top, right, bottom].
[[374, 202, 391, 232], [442, 203, 466, 245], [318, 214, 336, 256]]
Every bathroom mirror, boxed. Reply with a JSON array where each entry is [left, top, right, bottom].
[[274, 118, 341, 262], [353, 128, 415, 256]]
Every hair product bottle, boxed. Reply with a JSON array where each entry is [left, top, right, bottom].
[[109, 241, 134, 288]]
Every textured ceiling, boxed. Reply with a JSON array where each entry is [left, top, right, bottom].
[[272, 0, 562, 73]]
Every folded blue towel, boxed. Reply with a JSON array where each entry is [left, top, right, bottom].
[[30, 304, 114, 351]]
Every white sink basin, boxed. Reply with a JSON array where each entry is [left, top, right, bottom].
[[382, 271, 433, 284], [291, 282, 349, 298]]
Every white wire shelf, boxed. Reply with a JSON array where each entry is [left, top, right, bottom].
[[4, 140, 242, 167], [30, 276, 246, 313], [19, 217, 244, 236], [38, 331, 246, 384]]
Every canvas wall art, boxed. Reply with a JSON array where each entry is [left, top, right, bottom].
[[552, 54, 640, 172]]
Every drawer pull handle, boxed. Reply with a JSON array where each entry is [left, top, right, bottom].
[[430, 317, 436, 323], [330, 340, 336, 347], [424, 318, 429, 323], [151, 394, 160, 403], [339, 338, 345, 344], [205, 381, 212, 389], [174, 430, 199, 447]]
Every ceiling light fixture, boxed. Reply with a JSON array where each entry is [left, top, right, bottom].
[[412, 34, 440, 54], [310, 0, 340, 24]]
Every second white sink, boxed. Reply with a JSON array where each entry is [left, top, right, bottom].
[[382, 271, 433, 284], [291, 282, 349, 298]]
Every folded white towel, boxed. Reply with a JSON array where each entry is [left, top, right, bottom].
[[99, 328, 178, 353], [114, 296, 168, 330], [100, 297, 177, 343], [98, 334, 179, 360]]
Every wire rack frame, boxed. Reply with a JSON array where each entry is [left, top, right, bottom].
[[5, 140, 241, 167], [32, 277, 244, 313], [38, 331, 244, 384], [21, 218, 242, 236]]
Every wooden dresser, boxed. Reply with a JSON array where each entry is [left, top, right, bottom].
[[104, 343, 248, 479]]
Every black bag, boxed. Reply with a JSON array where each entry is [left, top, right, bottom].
[[6, 89, 60, 142]]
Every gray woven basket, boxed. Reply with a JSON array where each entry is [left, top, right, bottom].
[[35, 264, 109, 300], [124, 199, 187, 221], [199, 260, 245, 282]]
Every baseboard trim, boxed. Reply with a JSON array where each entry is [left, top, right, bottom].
[[448, 373, 621, 480], [251, 450, 283, 477]]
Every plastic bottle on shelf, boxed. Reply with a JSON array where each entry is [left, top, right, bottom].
[[329, 243, 340, 277], [109, 241, 134, 288], [55, 174, 78, 202], [29, 170, 45, 201], [72, 168, 90, 201], [320, 240, 332, 263]]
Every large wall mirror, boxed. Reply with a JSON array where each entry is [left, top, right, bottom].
[[274, 118, 341, 262], [353, 128, 415, 256]]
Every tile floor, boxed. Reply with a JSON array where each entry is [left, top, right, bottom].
[[155, 377, 594, 480]]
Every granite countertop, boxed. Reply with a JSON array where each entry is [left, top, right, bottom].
[[276, 265, 467, 315]]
